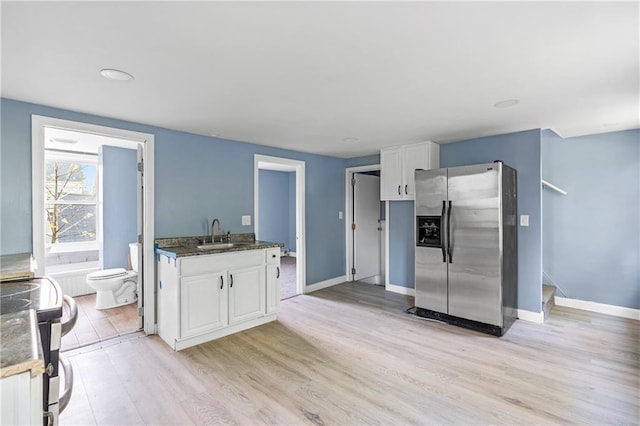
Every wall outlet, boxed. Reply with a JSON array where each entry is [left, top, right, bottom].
[[338, 211, 343, 220], [520, 214, 529, 227], [242, 215, 251, 226]]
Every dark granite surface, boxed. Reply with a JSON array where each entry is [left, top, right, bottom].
[[0, 309, 44, 378], [155, 233, 282, 258]]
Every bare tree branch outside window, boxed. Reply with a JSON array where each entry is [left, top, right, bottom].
[[45, 158, 97, 244]]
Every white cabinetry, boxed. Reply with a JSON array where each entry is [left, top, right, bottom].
[[228, 265, 265, 324], [0, 371, 42, 425], [158, 248, 279, 350], [265, 248, 281, 314], [380, 141, 439, 200], [180, 272, 227, 338]]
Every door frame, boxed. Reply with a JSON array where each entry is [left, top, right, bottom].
[[344, 164, 381, 281], [31, 115, 156, 335], [254, 154, 306, 295]]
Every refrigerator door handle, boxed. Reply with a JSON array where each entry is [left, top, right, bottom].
[[441, 200, 447, 263], [447, 200, 453, 263]]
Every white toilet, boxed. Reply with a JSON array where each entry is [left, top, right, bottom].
[[86, 243, 139, 310]]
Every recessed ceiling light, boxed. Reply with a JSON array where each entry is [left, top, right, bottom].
[[494, 99, 520, 108], [343, 137, 359, 143], [100, 68, 134, 81]]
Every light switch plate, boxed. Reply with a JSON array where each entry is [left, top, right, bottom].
[[242, 215, 251, 226], [520, 214, 529, 227], [339, 211, 343, 219]]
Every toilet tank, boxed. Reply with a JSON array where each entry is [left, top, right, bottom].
[[129, 243, 140, 272]]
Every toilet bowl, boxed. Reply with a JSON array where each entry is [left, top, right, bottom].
[[86, 243, 139, 310]]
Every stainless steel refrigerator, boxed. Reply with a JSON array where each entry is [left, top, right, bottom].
[[414, 161, 518, 336]]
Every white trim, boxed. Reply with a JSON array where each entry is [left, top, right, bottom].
[[555, 297, 640, 320], [171, 314, 277, 351], [386, 283, 415, 296], [517, 309, 544, 323], [384, 201, 390, 290], [305, 275, 347, 294], [344, 164, 381, 281], [287, 251, 297, 258], [32, 115, 156, 335], [254, 154, 306, 296]]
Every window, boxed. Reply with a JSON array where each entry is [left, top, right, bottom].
[[44, 150, 98, 252]]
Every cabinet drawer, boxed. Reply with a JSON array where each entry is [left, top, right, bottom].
[[181, 250, 264, 277], [266, 248, 280, 265]]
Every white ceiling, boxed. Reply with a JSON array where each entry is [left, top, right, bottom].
[[2, 2, 638, 158]]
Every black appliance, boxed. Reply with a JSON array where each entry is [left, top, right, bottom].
[[1, 277, 76, 425], [416, 215, 443, 248]]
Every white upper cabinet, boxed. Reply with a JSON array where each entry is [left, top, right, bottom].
[[380, 141, 439, 200]]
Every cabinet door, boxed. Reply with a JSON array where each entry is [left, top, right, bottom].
[[380, 147, 403, 200], [403, 143, 430, 199], [228, 266, 265, 325], [266, 264, 280, 314], [180, 272, 227, 338]]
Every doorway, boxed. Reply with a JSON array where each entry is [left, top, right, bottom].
[[345, 165, 384, 285], [254, 154, 306, 297], [32, 116, 155, 339]]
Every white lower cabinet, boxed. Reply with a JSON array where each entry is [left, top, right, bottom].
[[181, 271, 227, 338], [158, 248, 280, 350], [228, 265, 265, 324], [0, 371, 42, 425], [265, 248, 281, 314]]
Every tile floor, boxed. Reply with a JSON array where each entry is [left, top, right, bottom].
[[61, 293, 139, 351]]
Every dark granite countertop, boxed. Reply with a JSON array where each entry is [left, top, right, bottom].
[[155, 233, 282, 259], [0, 309, 44, 379]]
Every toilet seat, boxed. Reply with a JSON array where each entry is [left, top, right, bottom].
[[87, 268, 127, 280]]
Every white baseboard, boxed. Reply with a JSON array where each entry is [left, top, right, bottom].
[[305, 275, 347, 294], [555, 297, 640, 320], [288, 251, 297, 258], [517, 309, 544, 324], [386, 283, 415, 296]]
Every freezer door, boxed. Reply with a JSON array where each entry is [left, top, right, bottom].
[[414, 169, 448, 312], [447, 163, 503, 326]]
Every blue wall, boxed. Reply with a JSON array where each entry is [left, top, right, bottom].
[[0, 98, 346, 285], [542, 129, 640, 309], [346, 154, 380, 168], [258, 169, 295, 251], [440, 129, 543, 313], [389, 201, 415, 286], [101, 145, 137, 269]]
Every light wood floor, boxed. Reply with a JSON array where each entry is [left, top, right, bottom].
[[61, 282, 639, 425]]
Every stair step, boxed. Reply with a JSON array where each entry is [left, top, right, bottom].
[[543, 285, 555, 304], [542, 284, 556, 320]]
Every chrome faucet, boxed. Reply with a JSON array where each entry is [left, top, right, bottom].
[[211, 218, 222, 242]]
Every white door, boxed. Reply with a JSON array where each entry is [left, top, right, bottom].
[[353, 173, 381, 282], [136, 144, 144, 330]]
